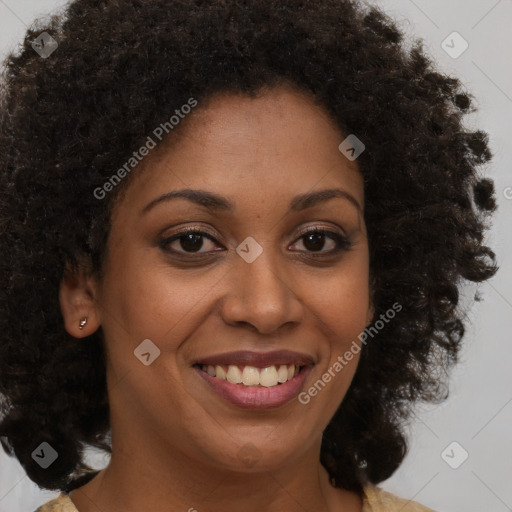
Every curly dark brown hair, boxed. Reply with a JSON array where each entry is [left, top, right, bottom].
[[0, 0, 498, 497]]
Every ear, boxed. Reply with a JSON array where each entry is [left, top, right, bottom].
[[59, 259, 102, 338]]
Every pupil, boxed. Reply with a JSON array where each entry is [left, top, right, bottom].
[[181, 233, 203, 252], [304, 233, 324, 251]]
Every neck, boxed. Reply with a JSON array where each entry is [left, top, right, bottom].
[[68, 435, 363, 512]]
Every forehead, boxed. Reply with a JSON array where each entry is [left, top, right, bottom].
[[111, 85, 364, 221]]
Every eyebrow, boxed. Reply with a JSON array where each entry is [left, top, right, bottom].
[[141, 187, 362, 215]]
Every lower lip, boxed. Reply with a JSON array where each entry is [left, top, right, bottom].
[[193, 365, 313, 410]]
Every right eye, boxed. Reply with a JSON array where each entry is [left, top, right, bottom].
[[159, 228, 224, 255]]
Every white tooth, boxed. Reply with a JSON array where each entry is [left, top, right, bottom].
[[277, 364, 288, 383], [207, 365, 216, 377], [215, 365, 227, 380], [242, 366, 260, 386], [226, 365, 242, 384], [287, 364, 295, 380], [259, 366, 278, 387]]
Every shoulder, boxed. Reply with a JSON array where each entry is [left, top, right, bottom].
[[33, 493, 78, 512], [362, 484, 438, 512], [33, 486, 438, 512]]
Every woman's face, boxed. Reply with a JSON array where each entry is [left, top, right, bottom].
[[72, 85, 373, 473]]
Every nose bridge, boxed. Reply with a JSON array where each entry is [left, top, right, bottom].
[[220, 240, 302, 333]]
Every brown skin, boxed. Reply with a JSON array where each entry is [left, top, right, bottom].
[[60, 85, 374, 512]]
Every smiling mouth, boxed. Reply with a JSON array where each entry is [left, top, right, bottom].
[[194, 363, 306, 388]]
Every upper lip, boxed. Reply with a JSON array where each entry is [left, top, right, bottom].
[[193, 350, 315, 368]]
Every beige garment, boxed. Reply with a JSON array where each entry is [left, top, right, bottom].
[[34, 484, 437, 511]]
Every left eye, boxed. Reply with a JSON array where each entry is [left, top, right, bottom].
[[289, 229, 347, 253], [159, 228, 352, 255]]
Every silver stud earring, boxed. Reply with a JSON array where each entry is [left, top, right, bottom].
[[79, 316, 88, 330]]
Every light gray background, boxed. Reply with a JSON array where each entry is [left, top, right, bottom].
[[0, 1, 510, 511]]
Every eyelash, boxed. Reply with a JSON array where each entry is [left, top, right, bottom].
[[159, 225, 353, 259]]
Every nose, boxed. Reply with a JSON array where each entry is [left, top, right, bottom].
[[219, 249, 304, 335]]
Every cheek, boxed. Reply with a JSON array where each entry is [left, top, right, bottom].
[[305, 257, 371, 338], [298, 257, 370, 404], [98, 247, 228, 379], [99, 239, 370, 371], [100, 251, 197, 338]]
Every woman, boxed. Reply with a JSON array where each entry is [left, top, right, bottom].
[[0, 1, 498, 511]]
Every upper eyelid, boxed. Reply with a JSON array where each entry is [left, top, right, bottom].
[[164, 224, 346, 242]]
